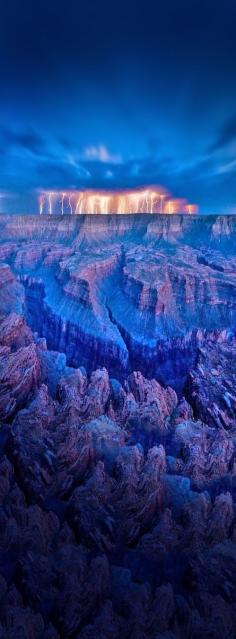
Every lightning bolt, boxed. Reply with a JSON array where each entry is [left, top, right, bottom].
[[160, 194, 165, 213], [48, 192, 54, 215], [68, 194, 73, 215], [39, 188, 198, 216], [75, 193, 83, 214], [39, 195, 45, 215], [60, 192, 66, 215]]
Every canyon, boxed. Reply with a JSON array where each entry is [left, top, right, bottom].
[[0, 213, 236, 390], [0, 213, 235, 638]]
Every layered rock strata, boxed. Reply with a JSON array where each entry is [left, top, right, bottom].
[[0, 214, 235, 637], [0, 214, 235, 391]]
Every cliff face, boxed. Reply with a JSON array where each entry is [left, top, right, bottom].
[[0, 213, 235, 391], [0, 214, 236, 638]]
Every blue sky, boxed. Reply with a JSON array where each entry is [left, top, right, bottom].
[[1, 0, 236, 213]]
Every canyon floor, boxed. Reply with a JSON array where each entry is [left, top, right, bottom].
[[0, 213, 236, 638]]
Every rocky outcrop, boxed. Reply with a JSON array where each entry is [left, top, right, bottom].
[[0, 313, 40, 420], [0, 343, 40, 420], [0, 263, 24, 315], [170, 419, 235, 486], [186, 338, 236, 429], [0, 312, 33, 349]]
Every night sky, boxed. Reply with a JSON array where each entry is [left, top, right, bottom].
[[1, 0, 236, 213]]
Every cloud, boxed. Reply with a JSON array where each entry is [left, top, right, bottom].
[[82, 144, 122, 164], [0, 126, 45, 155], [35, 156, 93, 190], [209, 114, 236, 152], [216, 159, 236, 175], [66, 153, 91, 177], [105, 170, 114, 178], [1, 128, 236, 215]]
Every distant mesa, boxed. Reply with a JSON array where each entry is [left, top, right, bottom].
[[39, 187, 198, 215]]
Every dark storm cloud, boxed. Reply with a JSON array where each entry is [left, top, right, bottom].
[[36, 158, 91, 189], [0, 126, 45, 155], [57, 137, 74, 151], [0, 0, 236, 212], [209, 114, 236, 152]]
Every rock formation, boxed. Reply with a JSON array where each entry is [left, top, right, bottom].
[[0, 213, 235, 389], [0, 213, 235, 638]]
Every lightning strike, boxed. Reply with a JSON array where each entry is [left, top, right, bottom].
[[60, 192, 66, 215], [38, 187, 198, 216], [68, 194, 73, 215], [48, 192, 55, 215], [39, 195, 45, 215]]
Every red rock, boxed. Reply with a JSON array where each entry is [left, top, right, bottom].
[[172, 420, 234, 484], [0, 342, 40, 420], [0, 313, 33, 349], [186, 338, 236, 429], [0, 264, 24, 315]]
